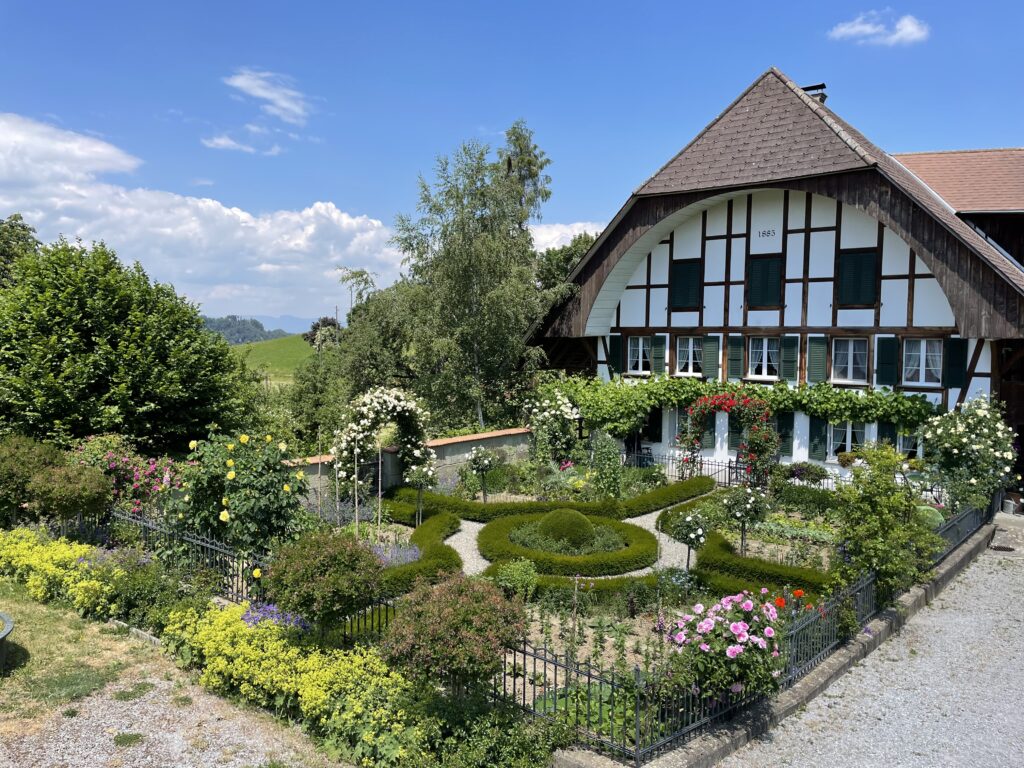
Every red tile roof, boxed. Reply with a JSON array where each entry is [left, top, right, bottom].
[[893, 149, 1024, 213]]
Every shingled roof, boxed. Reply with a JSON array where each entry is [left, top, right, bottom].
[[894, 149, 1024, 213]]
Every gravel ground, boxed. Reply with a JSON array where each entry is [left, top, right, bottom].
[[444, 507, 693, 577], [0, 658, 344, 768], [708, 517, 1024, 768]]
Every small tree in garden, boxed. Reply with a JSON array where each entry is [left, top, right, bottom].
[[166, 432, 308, 554], [265, 528, 384, 630], [383, 574, 526, 697], [405, 461, 437, 527], [467, 446, 497, 502], [667, 509, 709, 569], [525, 390, 581, 463], [590, 430, 622, 499], [922, 396, 1018, 512], [724, 484, 771, 556]]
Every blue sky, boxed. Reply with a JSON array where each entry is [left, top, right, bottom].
[[1, 1, 1020, 321]]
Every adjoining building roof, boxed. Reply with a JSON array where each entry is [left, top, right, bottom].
[[893, 149, 1024, 213]]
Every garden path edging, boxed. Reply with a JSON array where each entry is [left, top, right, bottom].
[[552, 520, 997, 768]]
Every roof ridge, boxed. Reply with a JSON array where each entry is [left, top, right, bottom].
[[893, 147, 1024, 156]]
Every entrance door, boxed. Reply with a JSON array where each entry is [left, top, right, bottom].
[[995, 341, 1024, 476]]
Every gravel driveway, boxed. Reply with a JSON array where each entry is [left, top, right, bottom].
[[710, 517, 1024, 768]]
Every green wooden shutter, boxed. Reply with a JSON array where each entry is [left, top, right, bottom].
[[702, 335, 720, 380], [807, 336, 828, 383], [670, 260, 701, 310], [877, 421, 897, 446], [700, 413, 715, 449], [781, 336, 799, 382], [728, 414, 743, 451], [809, 416, 828, 461], [749, 257, 783, 307], [942, 338, 969, 389], [607, 335, 622, 375], [650, 335, 666, 375], [776, 411, 794, 457], [838, 251, 878, 306], [727, 335, 744, 381], [875, 337, 899, 387]]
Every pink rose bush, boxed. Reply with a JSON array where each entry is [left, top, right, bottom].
[[663, 589, 786, 700]]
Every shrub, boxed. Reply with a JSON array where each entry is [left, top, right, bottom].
[[71, 434, 180, 516], [266, 529, 384, 628], [915, 504, 944, 530], [491, 558, 538, 602], [0, 435, 63, 526], [478, 514, 657, 576], [414, 709, 569, 768], [772, 483, 838, 519], [589, 430, 622, 498], [166, 432, 308, 554], [383, 574, 526, 688], [510, 519, 622, 556], [27, 463, 112, 522], [773, 462, 831, 484], [692, 532, 829, 594], [536, 509, 594, 548]]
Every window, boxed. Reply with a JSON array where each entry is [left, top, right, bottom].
[[748, 337, 780, 379], [898, 433, 922, 459], [903, 339, 942, 385], [627, 336, 651, 374], [676, 337, 703, 376], [829, 421, 865, 460], [837, 250, 878, 306], [747, 257, 783, 308], [832, 338, 868, 383]]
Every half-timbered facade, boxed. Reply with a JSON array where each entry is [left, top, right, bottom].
[[533, 68, 1024, 467]]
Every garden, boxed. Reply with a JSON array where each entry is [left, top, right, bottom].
[[0, 378, 1017, 766]]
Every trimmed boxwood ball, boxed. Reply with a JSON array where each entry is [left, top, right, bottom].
[[537, 508, 595, 548], [479, 513, 658, 577]]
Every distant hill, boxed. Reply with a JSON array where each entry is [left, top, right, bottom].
[[204, 315, 289, 345], [245, 314, 320, 335], [234, 334, 314, 386]]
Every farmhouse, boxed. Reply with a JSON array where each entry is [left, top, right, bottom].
[[534, 67, 1024, 465]]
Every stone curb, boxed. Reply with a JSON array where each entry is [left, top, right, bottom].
[[109, 618, 162, 647], [553, 522, 997, 768]]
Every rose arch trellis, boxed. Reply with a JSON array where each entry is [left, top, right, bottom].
[[680, 393, 780, 485], [333, 387, 436, 529]]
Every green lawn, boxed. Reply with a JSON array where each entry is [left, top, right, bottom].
[[235, 334, 313, 386]]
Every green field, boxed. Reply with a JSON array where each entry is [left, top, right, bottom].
[[234, 334, 313, 385]]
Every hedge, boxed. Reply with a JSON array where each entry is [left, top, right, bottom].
[[380, 512, 462, 597], [387, 475, 715, 523], [692, 532, 829, 594], [477, 514, 658, 577], [656, 490, 727, 535], [479, 560, 659, 605]]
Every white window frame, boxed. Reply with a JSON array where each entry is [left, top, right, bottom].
[[828, 421, 865, 460], [747, 337, 781, 380], [675, 336, 704, 377], [903, 338, 943, 387], [627, 336, 651, 375], [898, 433, 923, 459], [831, 338, 869, 384]]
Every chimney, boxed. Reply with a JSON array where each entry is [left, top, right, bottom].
[[801, 83, 828, 104]]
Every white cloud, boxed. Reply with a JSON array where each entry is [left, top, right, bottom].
[[262, 144, 284, 157], [828, 11, 929, 45], [201, 134, 256, 153], [244, 123, 269, 135], [223, 68, 311, 126], [191, 178, 215, 187], [530, 221, 605, 252], [0, 112, 402, 318]]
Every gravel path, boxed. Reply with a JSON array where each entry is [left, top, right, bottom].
[[706, 518, 1024, 768], [444, 507, 693, 577]]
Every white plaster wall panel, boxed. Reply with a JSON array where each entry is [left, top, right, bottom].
[[749, 190, 785, 254], [671, 311, 700, 327], [784, 283, 803, 326], [729, 285, 745, 326], [706, 202, 728, 237], [912, 279, 955, 327], [807, 282, 833, 326], [627, 257, 648, 287], [649, 288, 668, 324], [915, 255, 931, 275], [650, 243, 670, 284], [792, 413, 810, 462], [808, 232, 836, 277], [922, 391, 943, 407], [972, 340, 992, 374], [882, 228, 910, 275], [747, 310, 780, 327], [704, 239, 727, 282], [837, 309, 875, 327], [731, 195, 748, 235], [788, 191, 807, 223], [879, 280, 909, 326], [731, 239, 746, 281], [839, 204, 878, 249], [962, 377, 992, 401], [786, 234, 805, 278], [715, 411, 729, 460], [619, 290, 646, 326], [811, 194, 837, 227], [703, 286, 724, 326], [674, 217, 701, 260]]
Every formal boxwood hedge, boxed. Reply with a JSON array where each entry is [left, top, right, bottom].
[[692, 532, 829, 595], [380, 512, 462, 597], [387, 475, 715, 523], [477, 514, 658, 577], [480, 561, 659, 605]]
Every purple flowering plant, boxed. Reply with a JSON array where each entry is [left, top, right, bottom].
[[241, 601, 310, 632]]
